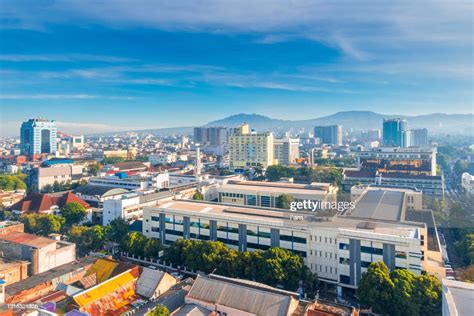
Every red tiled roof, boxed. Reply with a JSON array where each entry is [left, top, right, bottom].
[[10, 192, 90, 213]]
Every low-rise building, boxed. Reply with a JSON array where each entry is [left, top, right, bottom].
[[0, 190, 25, 208], [343, 169, 444, 197], [73, 185, 129, 208], [88, 171, 169, 191], [10, 191, 90, 216], [31, 159, 85, 191], [0, 230, 76, 276], [149, 152, 177, 165], [102, 190, 173, 225], [217, 180, 338, 208], [178, 274, 300, 316], [0, 259, 29, 285]]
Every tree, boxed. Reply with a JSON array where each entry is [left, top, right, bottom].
[[123, 231, 147, 257], [61, 202, 87, 227], [276, 193, 294, 209], [107, 218, 129, 246], [87, 164, 101, 176], [148, 305, 169, 316], [0, 174, 27, 191], [68, 225, 107, 255], [412, 274, 442, 316], [20, 214, 64, 235], [265, 165, 296, 182], [389, 269, 418, 316], [357, 261, 394, 314], [192, 191, 204, 200]]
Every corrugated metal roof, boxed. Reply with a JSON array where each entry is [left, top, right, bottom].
[[187, 276, 294, 316], [135, 268, 165, 298]]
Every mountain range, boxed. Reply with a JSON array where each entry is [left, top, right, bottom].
[[91, 111, 473, 136]]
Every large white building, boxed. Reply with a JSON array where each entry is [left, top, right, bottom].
[[88, 172, 169, 191], [274, 136, 300, 165], [143, 187, 445, 289]]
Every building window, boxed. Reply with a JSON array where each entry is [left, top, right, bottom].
[[339, 257, 350, 265], [339, 243, 349, 250], [395, 251, 407, 259], [340, 275, 350, 285]]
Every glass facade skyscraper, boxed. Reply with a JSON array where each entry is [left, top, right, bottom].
[[20, 118, 57, 156], [382, 118, 407, 147]]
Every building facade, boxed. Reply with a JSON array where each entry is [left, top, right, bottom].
[[143, 188, 445, 289], [273, 137, 300, 165], [314, 125, 343, 146], [228, 124, 274, 171], [20, 118, 57, 156], [382, 118, 407, 147]]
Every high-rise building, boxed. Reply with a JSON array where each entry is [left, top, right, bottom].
[[20, 118, 57, 156], [313, 125, 342, 146], [273, 137, 300, 165], [410, 128, 429, 148], [193, 126, 229, 155], [382, 118, 407, 147], [228, 124, 274, 171]]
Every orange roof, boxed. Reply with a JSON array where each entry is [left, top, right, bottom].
[[0, 232, 55, 248], [84, 258, 119, 284], [10, 192, 90, 213], [73, 267, 140, 315]]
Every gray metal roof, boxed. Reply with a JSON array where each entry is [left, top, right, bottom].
[[74, 185, 129, 197], [350, 190, 404, 221], [187, 275, 295, 316], [136, 267, 166, 298]]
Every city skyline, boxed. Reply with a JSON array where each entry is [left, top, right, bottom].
[[1, 1, 473, 136]]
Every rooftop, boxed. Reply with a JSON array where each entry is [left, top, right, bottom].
[[349, 190, 404, 221], [74, 185, 129, 197], [10, 192, 90, 213], [5, 256, 96, 297], [220, 180, 334, 195], [442, 279, 474, 316], [0, 232, 56, 248], [187, 274, 297, 316]]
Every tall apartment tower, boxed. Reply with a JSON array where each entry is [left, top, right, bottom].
[[228, 124, 274, 171], [20, 118, 57, 156], [314, 125, 342, 146], [410, 128, 429, 148], [274, 137, 300, 165], [382, 118, 407, 147]]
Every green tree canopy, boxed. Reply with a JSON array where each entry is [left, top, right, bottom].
[[192, 191, 204, 200], [107, 218, 130, 246], [68, 225, 107, 255], [357, 261, 394, 314], [276, 193, 295, 209], [20, 213, 64, 235], [0, 174, 26, 191], [61, 202, 87, 227], [148, 305, 170, 316]]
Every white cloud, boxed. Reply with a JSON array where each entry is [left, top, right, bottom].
[[2, 1, 471, 60]]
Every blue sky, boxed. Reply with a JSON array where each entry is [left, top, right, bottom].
[[0, 0, 472, 136]]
